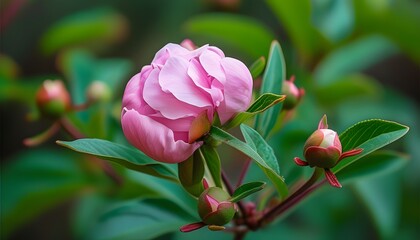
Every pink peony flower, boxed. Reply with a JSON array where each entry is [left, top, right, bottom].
[[121, 43, 253, 163]]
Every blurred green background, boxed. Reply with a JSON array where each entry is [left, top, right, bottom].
[[1, 0, 419, 239]]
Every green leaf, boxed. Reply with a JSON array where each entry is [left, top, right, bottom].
[[333, 119, 409, 174], [224, 93, 285, 129], [314, 35, 398, 86], [87, 198, 197, 240], [184, 13, 274, 59], [199, 145, 222, 188], [311, 0, 354, 42], [208, 126, 288, 198], [178, 151, 205, 197], [337, 150, 408, 184], [249, 57, 266, 79], [240, 124, 280, 175], [315, 74, 382, 106], [230, 181, 266, 202], [40, 8, 127, 55], [57, 138, 178, 182], [255, 41, 286, 138], [353, 174, 401, 239], [1, 149, 90, 238], [266, 0, 327, 59]]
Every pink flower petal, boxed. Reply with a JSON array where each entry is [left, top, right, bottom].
[[187, 58, 224, 107], [159, 56, 213, 109], [143, 68, 199, 119], [218, 57, 253, 124], [121, 108, 201, 163], [122, 67, 156, 115], [199, 50, 226, 84]]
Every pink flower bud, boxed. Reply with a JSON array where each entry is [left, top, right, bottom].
[[281, 76, 304, 110], [198, 187, 237, 226], [294, 115, 363, 188], [121, 43, 253, 163], [36, 80, 71, 118], [303, 129, 342, 168]]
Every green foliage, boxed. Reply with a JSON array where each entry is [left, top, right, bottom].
[[184, 13, 274, 59], [255, 41, 286, 138], [224, 93, 285, 129], [334, 119, 409, 173], [0, 149, 92, 238], [178, 151, 205, 197], [57, 139, 178, 182], [208, 126, 288, 198], [40, 8, 127, 55], [230, 181, 266, 202], [199, 145, 222, 188], [249, 57, 266, 79]]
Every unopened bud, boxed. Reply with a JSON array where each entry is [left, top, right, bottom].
[[281, 76, 304, 110], [36, 80, 71, 118], [86, 81, 112, 103], [303, 129, 342, 168], [198, 187, 237, 226]]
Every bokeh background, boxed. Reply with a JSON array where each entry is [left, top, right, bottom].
[[1, 0, 419, 239]]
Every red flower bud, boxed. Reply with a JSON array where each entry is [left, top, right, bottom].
[[198, 187, 237, 226], [36, 80, 71, 118]]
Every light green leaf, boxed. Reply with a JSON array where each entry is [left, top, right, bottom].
[[184, 13, 274, 59], [337, 150, 408, 184], [249, 56, 266, 79], [1, 149, 90, 238], [199, 145, 222, 188], [57, 138, 178, 182], [255, 41, 286, 138], [40, 8, 127, 55], [224, 93, 285, 129], [314, 35, 398, 86], [230, 181, 266, 202], [312, 0, 354, 42], [208, 126, 288, 198], [87, 198, 197, 240], [333, 119, 409, 174], [240, 124, 280, 175]]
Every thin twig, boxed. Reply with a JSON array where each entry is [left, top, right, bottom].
[[258, 168, 323, 226]]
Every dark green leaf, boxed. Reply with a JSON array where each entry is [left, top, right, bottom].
[[87, 198, 197, 240], [240, 124, 280, 175], [224, 93, 285, 129], [57, 138, 178, 182], [333, 119, 409, 174], [184, 13, 274, 59], [40, 8, 127, 55], [230, 181, 266, 202], [178, 151, 205, 197], [1, 149, 90, 238], [255, 41, 286, 138], [199, 145, 222, 188], [314, 35, 398, 86], [337, 150, 408, 184], [249, 57, 266, 79], [315, 74, 382, 106], [208, 126, 288, 198]]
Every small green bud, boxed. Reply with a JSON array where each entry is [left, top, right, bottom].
[[198, 187, 237, 226], [86, 81, 112, 103], [281, 76, 304, 110]]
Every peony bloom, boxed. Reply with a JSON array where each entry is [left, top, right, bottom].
[[294, 115, 362, 188], [121, 43, 253, 163]]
